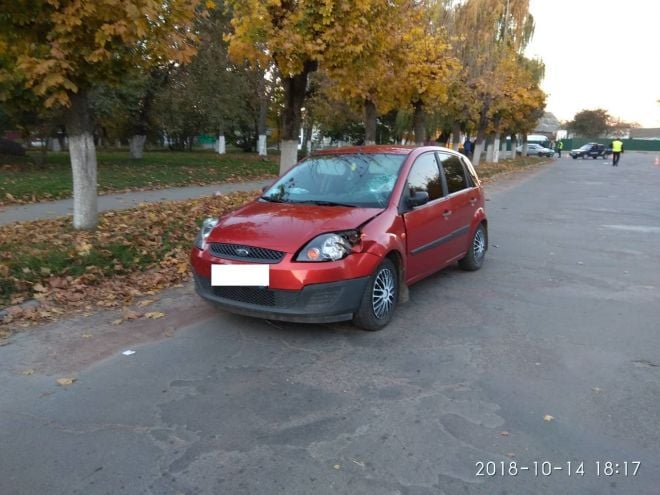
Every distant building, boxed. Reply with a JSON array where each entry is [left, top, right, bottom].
[[629, 128, 660, 140], [533, 112, 561, 138]]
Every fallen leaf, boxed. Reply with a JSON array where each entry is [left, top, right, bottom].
[[500, 431, 510, 436], [145, 311, 166, 319], [75, 241, 93, 256], [122, 309, 141, 320], [543, 414, 555, 422], [137, 299, 155, 307], [112, 319, 123, 325], [21, 369, 35, 375], [56, 377, 76, 386]]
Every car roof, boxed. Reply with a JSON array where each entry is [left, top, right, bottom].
[[311, 145, 459, 157]]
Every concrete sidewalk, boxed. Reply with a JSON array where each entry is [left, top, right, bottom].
[[0, 179, 273, 226]]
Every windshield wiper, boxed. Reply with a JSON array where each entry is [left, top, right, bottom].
[[292, 200, 357, 208], [260, 196, 286, 203]]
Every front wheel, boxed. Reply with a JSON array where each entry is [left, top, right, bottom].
[[459, 224, 487, 271], [353, 258, 398, 331]]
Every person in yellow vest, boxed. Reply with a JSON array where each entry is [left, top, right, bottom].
[[555, 140, 563, 158], [611, 138, 624, 166]]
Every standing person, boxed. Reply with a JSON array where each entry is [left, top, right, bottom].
[[463, 137, 473, 159], [555, 140, 563, 158], [611, 138, 624, 166]]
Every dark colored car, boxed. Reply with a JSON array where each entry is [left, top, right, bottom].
[[191, 146, 487, 331], [569, 143, 612, 159]]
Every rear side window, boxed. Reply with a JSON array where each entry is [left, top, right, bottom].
[[438, 152, 468, 194], [406, 153, 443, 201], [461, 156, 480, 187]]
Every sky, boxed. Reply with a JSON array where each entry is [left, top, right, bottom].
[[525, 0, 659, 128]]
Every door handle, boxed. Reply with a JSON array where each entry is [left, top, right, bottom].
[[443, 209, 452, 218]]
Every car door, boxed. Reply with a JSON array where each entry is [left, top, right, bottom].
[[400, 152, 453, 283], [436, 151, 478, 260]]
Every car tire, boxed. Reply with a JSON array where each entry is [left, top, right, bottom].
[[353, 258, 398, 331], [459, 224, 487, 271]]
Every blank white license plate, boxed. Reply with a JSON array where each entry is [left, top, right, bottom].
[[211, 264, 270, 287]]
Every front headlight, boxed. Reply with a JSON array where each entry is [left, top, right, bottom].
[[194, 217, 219, 250], [296, 230, 360, 262]]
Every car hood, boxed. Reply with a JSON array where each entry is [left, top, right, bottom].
[[207, 200, 383, 253]]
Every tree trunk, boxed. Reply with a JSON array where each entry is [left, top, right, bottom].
[[472, 128, 487, 167], [493, 132, 501, 163], [471, 101, 490, 167], [279, 61, 316, 174], [64, 90, 98, 230], [486, 138, 494, 162], [510, 133, 517, 159], [412, 100, 426, 145], [364, 99, 377, 145], [452, 122, 461, 151], [257, 76, 268, 156], [303, 128, 313, 156], [280, 141, 298, 171], [129, 135, 147, 159]]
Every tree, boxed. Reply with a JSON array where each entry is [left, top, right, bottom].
[[226, 0, 411, 174], [445, 0, 542, 165], [0, 0, 205, 229], [567, 109, 610, 138]]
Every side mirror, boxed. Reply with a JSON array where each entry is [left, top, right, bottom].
[[407, 190, 429, 208]]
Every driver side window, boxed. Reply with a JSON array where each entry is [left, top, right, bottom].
[[406, 153, 443, 201]]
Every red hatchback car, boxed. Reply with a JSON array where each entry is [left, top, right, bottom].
[[191, 146, 487, 330]]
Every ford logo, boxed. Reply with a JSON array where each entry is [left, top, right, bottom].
[[236, 247, 250, 257]]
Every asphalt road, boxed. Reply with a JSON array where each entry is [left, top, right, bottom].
[[1, 152, 659, 495]]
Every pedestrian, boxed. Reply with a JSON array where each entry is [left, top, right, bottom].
[[611, 138, 624, 166], [463, 137, 473, 159], [555, 140, 563, 158]]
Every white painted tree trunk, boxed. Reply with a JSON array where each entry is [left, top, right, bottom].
[[305, 140, 312, 156], [129, 135, 146, 159], [69, 133, 98, 230], [217, 135, 226, 154], [51, 139, 61, 152], [280, 140, 298, 175], [472, 141, 485, 167], [486, 142, 494, 162], [258, 135, 267, 156], [493, 133, 501, 163]]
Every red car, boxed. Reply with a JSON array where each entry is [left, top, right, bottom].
[[191, 146, 487, 330]]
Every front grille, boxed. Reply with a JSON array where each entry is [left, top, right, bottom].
[[213, 286, 298, 308], [209, 243, 285, 263]]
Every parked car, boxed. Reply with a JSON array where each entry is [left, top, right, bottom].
[[515, 143, 554, 157], [569, 143, 612, 159], [191, 146, 488, 331]]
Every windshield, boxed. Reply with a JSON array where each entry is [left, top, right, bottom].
[[261, 153, 406, 208], [579, 145, 591, 150]]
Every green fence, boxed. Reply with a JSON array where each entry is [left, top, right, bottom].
[[561, 138, 660, 152]]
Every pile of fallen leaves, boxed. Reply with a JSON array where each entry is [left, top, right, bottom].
[[0, 190, 257, 334], [476, 155, 548, 182]]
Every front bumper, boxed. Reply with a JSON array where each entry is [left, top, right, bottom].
[[193, 273, 369, 324]]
